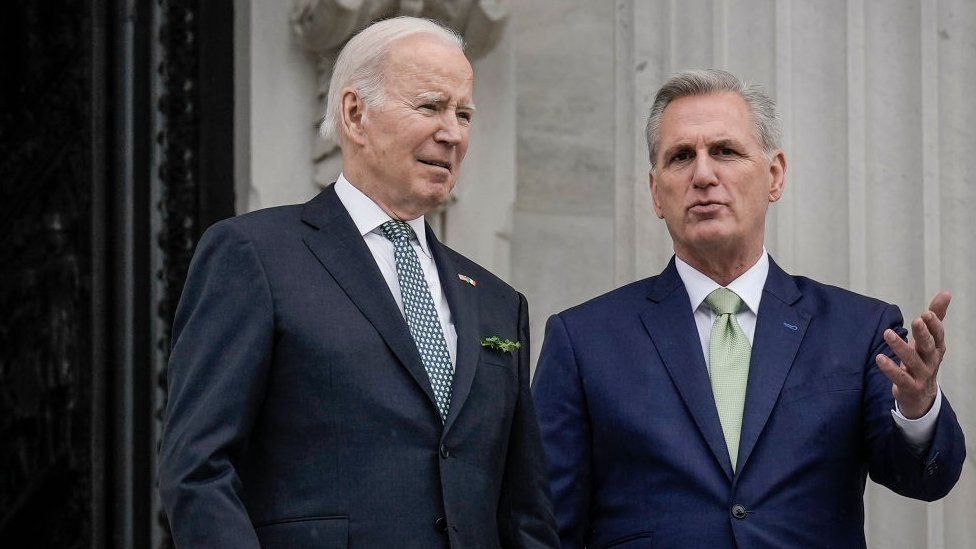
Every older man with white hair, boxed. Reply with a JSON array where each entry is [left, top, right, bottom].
[[159, 16, 558, 548]]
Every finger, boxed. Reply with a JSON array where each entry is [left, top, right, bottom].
[[911, 317, 937, 360], [927, 291, 951, 321], [876, 353, 913, 388], [921, 310, 946, 354], [883, 329, 924, 378]]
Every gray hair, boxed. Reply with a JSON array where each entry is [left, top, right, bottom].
[[645, 69, 782, 167], [320, 16, 465, 143]]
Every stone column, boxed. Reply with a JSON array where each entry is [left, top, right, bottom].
[[512, 1, 619, 365]]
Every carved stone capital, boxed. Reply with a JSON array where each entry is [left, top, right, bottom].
[[291, 0, 509, 59]]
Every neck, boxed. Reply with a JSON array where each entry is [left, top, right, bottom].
[[342, 165, 423, 221], [675, 244, 764, 287]]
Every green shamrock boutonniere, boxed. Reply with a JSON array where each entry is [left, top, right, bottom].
[[480, 336, 521, 354]]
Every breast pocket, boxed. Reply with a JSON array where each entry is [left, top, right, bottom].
[[479, 350, 516, 375], [254, 516, 348, 549], [779, 370, 863, 405], [776, 370, 864, 462], [459, 351, 519, 442]]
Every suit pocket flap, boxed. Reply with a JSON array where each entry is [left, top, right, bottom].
[[480, 350, 515, 371], [780, 370, 862, 404], [255, 515, 348, 549], [602, 531, 654, 548]]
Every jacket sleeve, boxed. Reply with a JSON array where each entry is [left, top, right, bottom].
[[158, 220, 274, 548], [864, 304, 966, 501], [531, 313, 593, 549], [497, 292, 560, 548]]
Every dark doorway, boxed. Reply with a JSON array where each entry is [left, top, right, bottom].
[[0, 0, 234, 547]]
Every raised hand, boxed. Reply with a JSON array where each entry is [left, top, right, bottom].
[[875, 291, 951, 420]]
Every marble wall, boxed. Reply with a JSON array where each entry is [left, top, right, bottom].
[[238, 0, 974, 545], [512, 0, 618, 362]]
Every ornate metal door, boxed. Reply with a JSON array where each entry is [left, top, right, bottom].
[[0, 0, 233, 547]]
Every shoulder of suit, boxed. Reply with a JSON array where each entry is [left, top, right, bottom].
[[557, 272, 898, 321], [228, 202, 304, 226], [203, 203, 305, 241], [557, 276, 657, 320], [786, 274, 895, 314]]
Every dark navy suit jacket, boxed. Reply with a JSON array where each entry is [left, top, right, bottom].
[[158, 185, 558, 548], [532, 258, 965, 548]]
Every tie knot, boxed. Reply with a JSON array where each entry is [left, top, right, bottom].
[[704, 287, 745, 316], [380, 220, 415, 243]]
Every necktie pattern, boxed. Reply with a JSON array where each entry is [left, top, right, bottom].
[[380, 220, 454, 423], [704, 287, 751, 471]]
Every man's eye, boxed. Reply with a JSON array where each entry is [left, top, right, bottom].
[[458, 111, 473, 122], [671, 151, 692, 163], [717, 147, 737, 156], [419, 103, 437, 111]]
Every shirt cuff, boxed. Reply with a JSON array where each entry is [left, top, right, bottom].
[[891, 387, 942, 453]]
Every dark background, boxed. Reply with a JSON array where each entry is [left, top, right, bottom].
[[1, 0, 234, 546]]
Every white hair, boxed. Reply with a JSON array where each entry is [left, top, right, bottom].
[[645, 69, 782, 167], [320, 16, 465, 143]]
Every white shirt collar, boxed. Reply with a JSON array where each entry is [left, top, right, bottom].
[[674, 249, 769, 315], [334, 173, 432, 258]]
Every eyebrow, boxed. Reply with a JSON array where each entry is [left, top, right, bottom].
[[414, 92, 477, 112], [662, 137, 743, 159], [709, 138, 741, 149]]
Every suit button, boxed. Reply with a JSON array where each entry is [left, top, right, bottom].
[[731, 504, 747, 519], [434, 516, 448, 532], [439, 444, 451, 458]]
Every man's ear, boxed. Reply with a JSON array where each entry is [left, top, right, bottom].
[[768, 150, 787, 202], [649, 171, 665, 219], [340, 88, 368, 146]]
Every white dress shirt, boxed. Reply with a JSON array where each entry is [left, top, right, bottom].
[[334, 174, 457, 368], [674, 249, 940, 450]]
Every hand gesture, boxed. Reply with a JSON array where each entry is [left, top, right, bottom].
[[875, 291, 950, 420]]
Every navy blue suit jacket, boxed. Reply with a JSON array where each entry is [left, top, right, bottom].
[[159, 186, 558, 548], [532, 258, 965, 548]]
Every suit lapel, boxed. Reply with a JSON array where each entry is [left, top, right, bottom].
[[300, 186, 439, 412], [641, 259, 734, 480], [735, 258, 809, 475], [426, 228, 480, 433]]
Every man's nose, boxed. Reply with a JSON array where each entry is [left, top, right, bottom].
[[691, 153, 719, 188], [434, 113, 465, 145]]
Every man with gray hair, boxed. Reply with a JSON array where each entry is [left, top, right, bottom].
[[532, 69, 965, 547], [159, 16, 558, 548]]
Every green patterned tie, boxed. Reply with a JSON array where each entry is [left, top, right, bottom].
[[704, 288, 751, 471], [380, 220, 454, 423]]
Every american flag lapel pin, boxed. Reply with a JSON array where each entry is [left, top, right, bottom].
[[457, 273, 477, 287]]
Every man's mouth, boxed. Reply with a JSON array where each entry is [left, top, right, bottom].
[[689, 201, 725, 214], [418, 159, 452, 171]]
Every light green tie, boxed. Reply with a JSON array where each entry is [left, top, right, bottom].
[[704, 288, 751, 471]]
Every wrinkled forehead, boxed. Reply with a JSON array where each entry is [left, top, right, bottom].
[[658, 93, 759, 147]]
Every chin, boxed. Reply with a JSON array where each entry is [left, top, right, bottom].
[[410, 187, 452, 214], [685, 231, 738, 251], [687, 220, 735, 239], [425, 179, 455, 200]]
